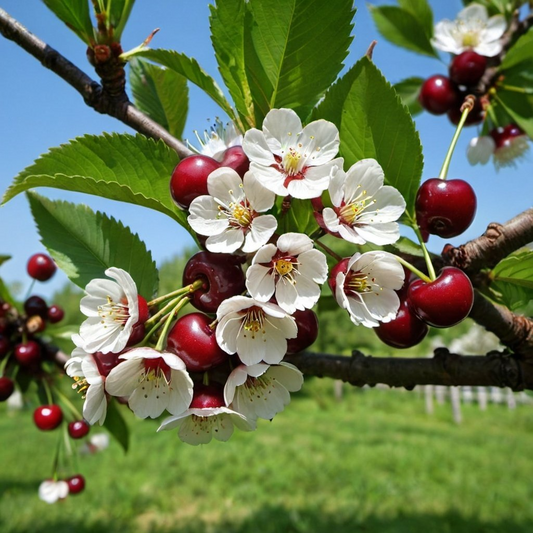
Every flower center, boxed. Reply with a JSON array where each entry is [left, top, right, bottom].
[[72, 376, 89, 397], [97, 296, 130, 326], [144, 358, 172, 382], [243, 307, 266, 339], [275, 259, 294, 276], [462, 31, 480, 47], [344, 271, 372, 295], [283, 148, 302, 176], [226, 200, 253, 228]]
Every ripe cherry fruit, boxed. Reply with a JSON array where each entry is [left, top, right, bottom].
[[170, 155, 220, 209], [407, 267, 474, 328], [67, 475, 86, 494], [166, 312, 228, 372], [0, 376, 15, 401], [419, 75, 458, 115], [287, 309, 320, 354], [14, 340, 42, 367], [68, 420, 90, 439], [24, 295, 48, 320], [449, 51, 487, 86], [190, 383, 225, 409], [27, 253, 57, 282], [415, 178, 477, 239], [47, 304, 65, 324], [34, 404, 63, 431], [219, 146, 250, 177], [183, 250, 246, 314]]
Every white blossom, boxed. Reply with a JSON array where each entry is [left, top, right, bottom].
[[105, 347, 193, 419], [191, 119, 243, 160], [432, 3, 506, 57], [77, 267, 140, 354], [38, 480, 69, 504], [224, 362, 303, 421], [246, 233, 328, 314], [188, 168, 277, 254], [242, 108, 342, 199], [322, 159, 405, 245], [216, 296, 297, 366], [333, 251, 404, 328], [466, 136, 495, 165]]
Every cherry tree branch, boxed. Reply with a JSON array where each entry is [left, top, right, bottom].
[[286, 349, 533, 391], [0, 7, 192, 158]]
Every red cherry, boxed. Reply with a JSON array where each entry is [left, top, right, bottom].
[[183, 251, 246, 313], [449, 51, 487, 86], [92, 352, 121, 378], [67, 474, 86, 494], [47, 304, 65, 324], [490, 124, 525, 149], [219, 146, 250, 177], [328, 258, 351, 296], [68, 420, 90, 439], [419, 75, 458, 115], [407, 267, 474, 328], [167, 313, 228, 372], [0, 377, 15, 401], [137, 295, 150, 323], [27, 253, 57, 282], [33, 404, 63, 431], [415, 178, 477, 239], [170, 155, 220, 209], [24, 295, 48, 319], [287, 309, 319, 354], [375, 298, 429, 349], [14, 340, 42, 367], [190, 383, 225, 409], [0, 334, 11, 358], [447, 94, 484, 126]]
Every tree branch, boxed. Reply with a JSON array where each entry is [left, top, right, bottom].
[[286, 348, 533, 391], [0, 7, 193, 158]]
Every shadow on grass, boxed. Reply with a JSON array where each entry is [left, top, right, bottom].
[[2, 506, 533, 533]]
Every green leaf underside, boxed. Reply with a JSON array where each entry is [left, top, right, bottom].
[[245, 0, 355, 124], [210, 0, 253, 128], [42, 0, 94, 43], [491, 251, 533, 312], [2, 133, 188, 228], [130, 59, 189, 139], [130, 49, 237, 123], [105, 0, 136, 39], [369, 5, 438, 58], [339, 57, 424, 220], [397, 0, 434, 34], [393, 77, 424, 116], [104, 398, 130, 453], [27, 192, 159, 300], [278, 198, 320, 236], [500, 27, 533, 71]]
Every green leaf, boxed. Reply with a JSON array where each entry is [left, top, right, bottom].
[[339, 57, 424, 221], [104, 398, 130, 453], [393, 77, 424, 116], [209, 0, 253, 128], [246, 0, 355, 123], [0, 277, 16, 307], [129, 49, 237, 124], [129, 59, 189, 139], [27, 192, 159, 299], [0, 255, 11, 267], [490, 250, 533, 312], [369, 5, 438, 58], [501, 28, 533, 70], [105, 0, 135, 39], [42, 0, 94, 43], [388, 236, 423, 257], [2, 133, 188, 228], [397, 0, 434, 34], [278, 198, 320, 236]]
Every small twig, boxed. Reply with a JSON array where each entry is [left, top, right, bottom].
[[366, 40, 377, 60]]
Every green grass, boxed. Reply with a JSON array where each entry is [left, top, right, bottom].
[[1, 381, 533, 533]]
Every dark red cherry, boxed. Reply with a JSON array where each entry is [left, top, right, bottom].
[[449, 51, 487, 86], [24, 295, 48, 319], [419, 75, 458, 115], [47, 305, 65, 324], [167, 313, 228, 372], [490, 124, 525, 149], [27, 253, 57, 282], [67, 475, 86, 494], [0, 377, 15, 401], [190, 383, 225, 409], [170, 155, 221, 209], [14, 340, 42, 367], [219, 146, 250, 177], [92, 352, 121, 378], [183, 251, 246, 313], [137, 295, 150, 323], [415, 178, 477, 239], [68, 420, 90, 439], [0, 334, 11, 358], [287, 309, 319, 354], [375, 298, 429, 348], [447, 94, 484, 126], [33, 404, 63, 431], [407, 267, 474, 328], [328, 258, 351, 296]]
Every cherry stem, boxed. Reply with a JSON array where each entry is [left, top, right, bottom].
[[394, 255, 432, 284], [315, 239, 343, 262], [202, 372, 210, 386], [154, 298, 191, 352], [438, 95, 474, 181], [498, 84, 533, 94], [42, 377, 54, 405], [413, 224, 437, 281], [54, 385, 83, 421], [0, 353, 10, 375], [148, 280, 204, 308], [145, 294, 186, 331], [23, 278, 36, 303]]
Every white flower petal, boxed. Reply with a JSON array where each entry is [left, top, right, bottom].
[[105, 358, 144, 397], [243, 215, 278, 253], [206, 228, 245, 253]]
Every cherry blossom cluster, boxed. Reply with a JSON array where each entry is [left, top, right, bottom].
[[65, 108, 408, 447]]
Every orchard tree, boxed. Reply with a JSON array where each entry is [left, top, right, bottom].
[[1, 0, 533, 503]]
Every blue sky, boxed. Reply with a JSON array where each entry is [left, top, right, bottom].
[[1, 0, 532, 300]]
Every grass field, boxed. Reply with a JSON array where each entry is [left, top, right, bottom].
[[1, 380, 533, 533]]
